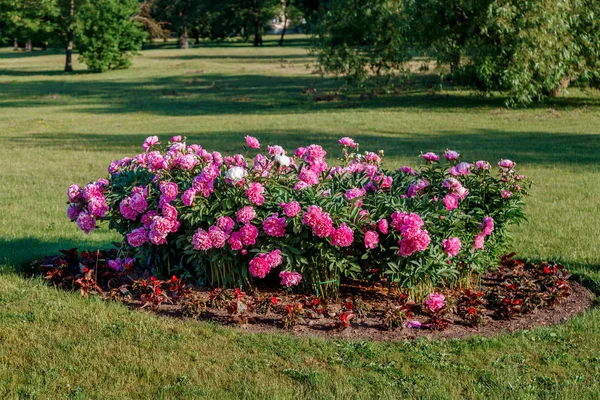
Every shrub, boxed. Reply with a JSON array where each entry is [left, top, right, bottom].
[[66, 136, 529, 297], [75, 0, 145, 72]]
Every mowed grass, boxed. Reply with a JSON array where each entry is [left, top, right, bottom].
[[0, 35, 599, 398]]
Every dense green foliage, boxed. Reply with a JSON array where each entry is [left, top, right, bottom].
[[314, 0, 600, 105], [74, 0, 144, 72]]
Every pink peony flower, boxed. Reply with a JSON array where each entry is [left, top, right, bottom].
[[263, 213, 287, 237], [129, 192, 148, 214], [413, 230, 431, 251], [473, 233, 485, 251], [378, 219, 389, 234], [280, 271, 302, 287], [76, 212, 95, 234], [305, 144, 327, 163], [171, 135, 182, 142], [245, 135, 260, 149], [425, 292, 445, 312], [267, 145, 285, 157], [294, 181, 310, 191], [422, 152, 439, 162], [442, 237, 462, 258], [68, 184, 81, 202], [160, 181, 179, 203], [216, 216, 235, 234], [143, 136, 160, 152], [120, 198, 139, 221], [236, 206, 256, 224], [364, 231, 379, 249], [501, 190, 513, 199], [249, 255, 271, 278], [265, 249, 283, 268], [398, 238, 417, 256], [240, 223, 259, 246], [407, 179, 429, 198], [67, 204, 81, 221], [192, 228, 212, 251], [399, 166, 415, 175], [299, 169, 319, 186], [127, 227, 148, 247], [498, 159, 515, 170], [443, 194, 459, 211], [228, 231, 243, 250], [280, 201, 301, 217], [476, 160, 491, 170], [141, 210, 157, 228], [444, 150, 460, 160], [331, 223, 354, 247], [182, 189, 196, 206], [339, 137, 357, 148], [208, 226, 229, 248], [345, 188, 366, 201], [295, 147, 307, 158], [246, 182, 265, 206], [480, 216, 495, 236], [399, 213, 424, 239], [108, 259, 124, 272]]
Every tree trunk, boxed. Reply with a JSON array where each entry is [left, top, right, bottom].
[[64, 0, 75, 72], [25, 40, 32, 52], [253, 19, 262, 47], [178, 28, 189, 48], [13, 38, 18, 51], [279, 0, 291, 46], [193, 28, 200, 44], [65, 41, 74, 72]]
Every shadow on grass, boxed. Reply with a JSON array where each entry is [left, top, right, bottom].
[[4, 129, 600, 166]]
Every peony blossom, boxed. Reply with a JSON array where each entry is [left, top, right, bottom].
[[263, 213, 287, 237], [442, 237, 462, 258], [473, 233, 485, 251], [228, 231, 243, 250], [498, 159, 515, 170], [280, 201, 301, 218], [424, 292, 445, 312], [236, 206, 256, 224], [422, 152, 439, 162], [225, 166, 247, 184], [364, 231, 379, 249], [331, 223, 354, 247], [245, 136, 260, 149], [76, 211, 95, 234], [480, 216, 494, 236], [216, 216, 235, 234], [249, 255, 271, 278], [501, 190, 513, 199], [208, 226, 229, 248], [240, 223, 259, 246], [443, 194, 459, 211], [280, 271, 302, 287], [143, 136, 160, 152], [246, 182, 265, 205], [274, 153, 291, 167], [265, 249, 283, 268], [339, 137, 357, 148], [127, 227, 148, 247], [192, 228, 212, 251], [444, 150, 460, 160]]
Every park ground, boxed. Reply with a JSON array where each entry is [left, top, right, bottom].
[[0, 35, 599, 399]]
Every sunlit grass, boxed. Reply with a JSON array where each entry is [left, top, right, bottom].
[[0, 35, 599, 398]]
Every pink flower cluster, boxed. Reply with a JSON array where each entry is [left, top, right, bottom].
[[66, 180, 110, 234], [424, 292, 445, 312], [280, 271, 302, 287], [473, 216, 495, 251], [391, 212, 431, 257], [331, 223, 354, 247], [442, 237, 462, 258], [442, 178, 469, 211], [263, 213, 287, 237], [302, 205, 335, 238], [249, 249, 283, 278]]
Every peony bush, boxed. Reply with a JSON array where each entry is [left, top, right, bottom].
[[67, 135, 530, 297]]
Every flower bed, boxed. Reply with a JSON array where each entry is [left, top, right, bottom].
[[67, 136, 530, 297], [34, 251, 590, 338]]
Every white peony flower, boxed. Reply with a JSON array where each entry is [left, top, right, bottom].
[[225, 166, 247, 183], [274, 154, 291, 167]]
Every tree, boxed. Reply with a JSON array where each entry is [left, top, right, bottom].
[[0, 0, 57, 52], [313, 0, 600, 106], [75, 0, 145, 72], [313, 0, 412, 81], [153, 0, 203, 48]]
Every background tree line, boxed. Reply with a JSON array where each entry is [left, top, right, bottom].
[[2, 0, 599, 105]]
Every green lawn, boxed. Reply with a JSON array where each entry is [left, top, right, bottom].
[[1, 35, 599, 399]]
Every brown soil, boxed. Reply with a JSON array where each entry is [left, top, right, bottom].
[[123, 280, 594, 342]]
